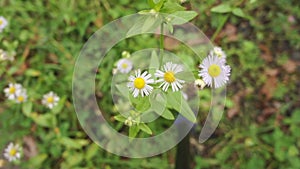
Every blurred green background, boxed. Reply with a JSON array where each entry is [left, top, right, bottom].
[[0, 0, 300, 168]]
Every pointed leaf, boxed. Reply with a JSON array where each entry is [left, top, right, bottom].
[[232, 8, 247, 18], [170, 11, 198, 25], [22, 101, 32, 117], [211, 4, 232, 13], [139, 123, 153, 135], [166, 92, 196, 123], [161, 109, 175, 120], [129, 125, 140, 138], [149, 50, 160, 75], [114, 115, 127, 122], [30, 113, 57, 128], [161, 1, 185, 13]]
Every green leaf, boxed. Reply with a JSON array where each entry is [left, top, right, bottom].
[[288, 145, 299, 157], [25, 69, 41, 77], [130, 95, 151, 112], [114, 114, 127, 122], [149, 90, 166, 115], [211, 4, 232, 13], [22, 101, 32, 117], [52, 96, 66, 114], [127, 15, 162, 37], [161, 1, 185, 13], [60, 137, 89, 149], [232, 8, 247, 18], [154, 0, 165, 11], [142, 15, 162, 33], [26, 154, 48, 168], [147, 0, 156, 9], [166, 22, 174, 33], [138, 10, 151, 15], [65, 152, 83, 167], [166, 92, 196, 123], [115, 84, 130, 99], [85, 143, 99, 160], [161, 109, 175, 120], [129, 125, 140, 138], [30, 113, 57, 128], [149, 50, 160, 75], [147, 0, 166, 11], [127, 16, 145, 37], [170, 11, 198, 25], [139, 123, 153, 135]]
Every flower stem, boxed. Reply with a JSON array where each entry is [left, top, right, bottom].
[[159, 22, 164, 68], [211, 14, 230, 42]]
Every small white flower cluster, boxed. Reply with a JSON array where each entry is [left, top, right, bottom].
[[0, 16, 8, 32], [3, 83, 60, 109], [0, 49, 15, 62], [124, 116, 136, 127], [198, 46, 231, 89], [3, 142, 21, 162], [128, 62, 185, 98], [4, 83, 27, 103]]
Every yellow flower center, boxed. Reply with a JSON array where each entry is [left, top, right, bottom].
[[208, 64, 221, 77], [9, 87, 16, 94], [9, 148, 17, 156], [134, 77, 145, 89], [0, 20, 3, 26], [122, 63, 128, 69], [47, 97, 54, 103], [164, 71, 176, 83], [17, 96, 24, 102]]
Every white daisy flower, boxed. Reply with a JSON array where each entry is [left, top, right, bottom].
[[194, 79, 206, 90], [117, 58, 133, 74], [4, 83, 23, 100], [155, 62, 185, 92], [3, 142, 21, 162], [199, 55, 231, 88], [209, 46, 226, 62], [128, 69, 154, 97], [42, 91, 60, 109], [15, 90, 28, 103], [0, 16, 8, 32]]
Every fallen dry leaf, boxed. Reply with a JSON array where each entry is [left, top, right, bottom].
[[221, 23, 238, 42], [23, 136, 38, 160], [261, 75, 278, 100], [282, 60, 297, 73], [260, 68, 279, 100], [259, 44, 273, 62]]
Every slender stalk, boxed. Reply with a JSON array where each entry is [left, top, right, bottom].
[[175, 132, 191, 169], [159, 22, 164, 68], [211, 14, 230, 42]]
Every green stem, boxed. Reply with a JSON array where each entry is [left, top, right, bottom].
[[211, 14, 230, 42], [175, 132, 191, 169], [159, 22, 164, 68]]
